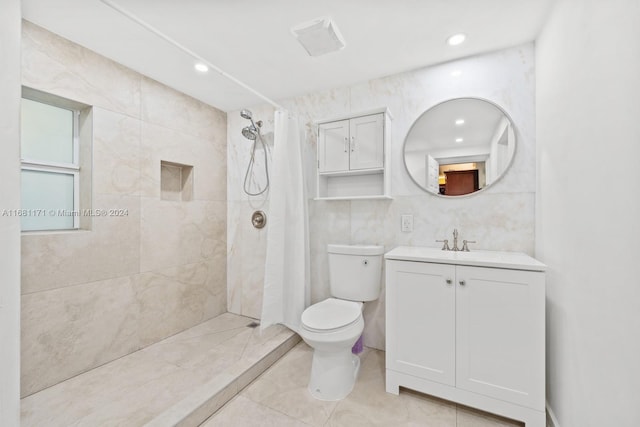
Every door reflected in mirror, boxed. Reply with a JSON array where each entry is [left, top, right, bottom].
[[404, 98, 516, 196]]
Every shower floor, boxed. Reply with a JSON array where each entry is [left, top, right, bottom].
[[21, 313, 299, 427]]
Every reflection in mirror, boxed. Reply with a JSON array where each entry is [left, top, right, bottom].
[[403, 98, 516, 196]]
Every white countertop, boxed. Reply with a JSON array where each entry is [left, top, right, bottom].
[[384, 246, 546, 272]]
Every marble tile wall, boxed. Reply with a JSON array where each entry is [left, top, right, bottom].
[[20, 21, 227, 396], [227, 44, 536, 350]]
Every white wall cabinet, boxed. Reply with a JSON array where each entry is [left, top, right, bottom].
[[385, 247, 546, 427], [318, 114, 384, 172], [315, 108, 392, 200]]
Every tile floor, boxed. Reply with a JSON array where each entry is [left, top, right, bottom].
[[203, 342, 528, 427], [21, 319, 546, 427], [21, 313, 296, 427]]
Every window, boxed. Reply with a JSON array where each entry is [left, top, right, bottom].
[[20, 88, 91, 231]]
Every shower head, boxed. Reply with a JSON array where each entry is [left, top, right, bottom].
[[241, 109, 263, 140], [242, 125, 258, 140]]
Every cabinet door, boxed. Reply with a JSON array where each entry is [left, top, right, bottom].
[[455, 266, 545, 410], [426, 155, 440, 193], [318, 120, 349, 172], [386, 260, 456, 386], [349, 113, 384, 170]]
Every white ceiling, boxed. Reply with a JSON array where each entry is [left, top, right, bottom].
[[406, 99, 506, 153], [21, 0, 554, 112]]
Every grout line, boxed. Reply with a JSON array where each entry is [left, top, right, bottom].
[[325, 396, 340, 425], [455, 402, 458, 425], [237, 327, 253, 360], [246, 398, 312, 426]]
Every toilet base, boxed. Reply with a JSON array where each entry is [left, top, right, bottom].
[[307, 349, 361, 401]]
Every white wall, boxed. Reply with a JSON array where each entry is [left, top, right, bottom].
[[536, 1, 640, 425], [228, 44, 537, 350], [0, 0, 22, 425]]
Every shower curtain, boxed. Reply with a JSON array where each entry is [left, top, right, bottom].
[[261, 110, 310, 332]]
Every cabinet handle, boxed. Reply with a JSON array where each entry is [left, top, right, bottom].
[[344, 137, 348, 153], [459, 280, 466, 286], [351, 136, 355, 152], [445, 279, 452, 285]]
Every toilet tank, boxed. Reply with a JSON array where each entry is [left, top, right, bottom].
[[328, 244, 384, 302]]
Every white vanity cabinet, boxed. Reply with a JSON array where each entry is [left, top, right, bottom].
[[315, 108, 392, 200], [385, 247, 546, 427]]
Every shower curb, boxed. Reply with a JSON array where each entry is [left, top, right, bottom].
[[143, 331, 301, 427]]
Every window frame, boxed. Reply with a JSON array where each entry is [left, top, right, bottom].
[[21, 91, 83, 231]]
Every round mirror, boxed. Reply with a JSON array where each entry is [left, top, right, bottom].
[[403, 98, 516, 196]]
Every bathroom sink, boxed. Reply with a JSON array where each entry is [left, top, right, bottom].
[[384, 246, 545, 272]]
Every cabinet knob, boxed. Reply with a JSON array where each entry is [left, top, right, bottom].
[[351, 135, 355, 152], [459, 280, 466, 286], [445, 279, 452, 285], [344, 137, 348, 153]]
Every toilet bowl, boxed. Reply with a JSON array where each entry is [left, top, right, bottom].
[[299, 244, 383, 401], [300, 298, 364, 400]]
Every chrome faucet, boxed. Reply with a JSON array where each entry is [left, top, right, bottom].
[[452, 229, 460, 251], [436, 229, 477, 252]]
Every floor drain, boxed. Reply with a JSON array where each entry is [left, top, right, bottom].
[[246, 321, 260, 328]]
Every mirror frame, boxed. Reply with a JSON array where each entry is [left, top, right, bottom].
[[402, 97, 518, 198]]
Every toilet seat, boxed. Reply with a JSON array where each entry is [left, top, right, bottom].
[[301, 298, 363, 332]]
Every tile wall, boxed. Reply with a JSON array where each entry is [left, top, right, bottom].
[[227, 44, 536, 350], [20, 22, 227, 396]]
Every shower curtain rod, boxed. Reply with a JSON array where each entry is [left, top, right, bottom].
[[100, 0, 284, 110]]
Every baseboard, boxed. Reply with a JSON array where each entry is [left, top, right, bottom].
[[546, 400, 560, 427]]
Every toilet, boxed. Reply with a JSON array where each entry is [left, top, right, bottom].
[[299, 244, 384, 401]]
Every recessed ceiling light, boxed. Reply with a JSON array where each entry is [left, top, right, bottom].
[[194, 62, 209, 73], [447, 33, 466, 46], [455, 138, 464, 143], [451, 70, 463, 77], [455, 119, 465, 125]]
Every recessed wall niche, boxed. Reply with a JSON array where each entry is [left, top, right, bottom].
[[160, 161, 193, 201]]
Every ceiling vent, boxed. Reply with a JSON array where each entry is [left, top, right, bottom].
[[291, 16, 346, 57]]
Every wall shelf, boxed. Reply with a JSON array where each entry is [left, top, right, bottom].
[[318, 167, 384, 177], [314, 195, 394, 201], [161, 160, 193, 201]]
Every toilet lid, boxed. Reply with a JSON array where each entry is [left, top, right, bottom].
[[301, 298, 362, 331]]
